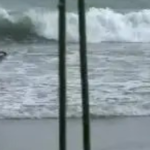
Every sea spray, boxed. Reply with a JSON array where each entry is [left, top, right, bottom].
[[1, 7, 150, 42]]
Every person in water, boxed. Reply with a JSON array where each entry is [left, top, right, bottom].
[[0, 51, 7, 61]]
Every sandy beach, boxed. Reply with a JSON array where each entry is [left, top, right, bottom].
[[0, 117, 149, 150]]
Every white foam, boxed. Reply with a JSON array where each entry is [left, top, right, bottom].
[[1, 7, 150, 42], [26, 8, 150, 42]]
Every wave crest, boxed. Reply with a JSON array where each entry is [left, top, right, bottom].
[[1, 7, 150, 42]]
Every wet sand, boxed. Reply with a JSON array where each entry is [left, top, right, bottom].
[[0, 117, 150, 150]]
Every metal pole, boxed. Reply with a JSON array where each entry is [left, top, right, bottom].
[[78, 1, 91, 150], [58, 0, 66, 150]]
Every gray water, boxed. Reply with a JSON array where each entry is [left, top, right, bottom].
[[0, 0, 150, 118], [1, 0, 150, 10]]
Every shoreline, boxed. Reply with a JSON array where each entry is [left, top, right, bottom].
[[0, 115, 149, 120]]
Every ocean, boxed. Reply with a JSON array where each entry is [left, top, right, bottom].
[[0, 0, 150, 119]]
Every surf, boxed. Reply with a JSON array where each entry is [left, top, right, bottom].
[[1, 7, 150, 42]]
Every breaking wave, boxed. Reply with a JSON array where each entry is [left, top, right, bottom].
[[1, 7, 150, 42]]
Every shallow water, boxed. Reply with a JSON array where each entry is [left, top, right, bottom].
[[0, 118, 150, 150], [0, 42, 150, 118]]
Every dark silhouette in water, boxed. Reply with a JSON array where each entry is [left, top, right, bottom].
[[0, 51, 7, 61]]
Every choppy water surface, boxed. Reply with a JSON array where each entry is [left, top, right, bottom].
[[0, 43, 150, 118]]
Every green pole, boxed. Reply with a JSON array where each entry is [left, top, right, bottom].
[[78, 1, 91, 150], [58, 0, 66, 150]]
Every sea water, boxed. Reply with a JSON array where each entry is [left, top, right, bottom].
[[0, 0, 150, 118]]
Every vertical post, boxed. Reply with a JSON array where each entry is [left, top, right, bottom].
[[78, 1, 91, 150], [58, 0, 66, 150]]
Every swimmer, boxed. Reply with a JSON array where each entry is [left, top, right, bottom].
[[0, 51, 7, 61]]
